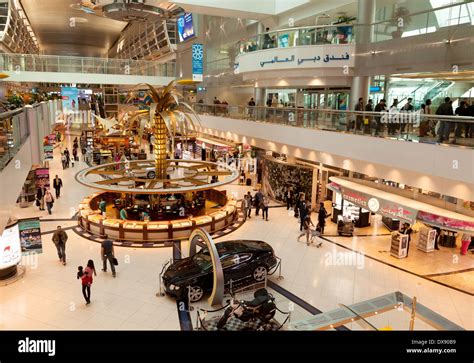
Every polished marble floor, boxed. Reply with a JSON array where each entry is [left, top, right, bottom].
[[0, 133, 472, 330]]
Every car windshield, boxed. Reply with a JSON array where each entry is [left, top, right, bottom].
[[192, 251, 212, 270]]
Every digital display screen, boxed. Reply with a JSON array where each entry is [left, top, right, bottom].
[[177, 12, 195, 42], [0, 223, 21, 269]]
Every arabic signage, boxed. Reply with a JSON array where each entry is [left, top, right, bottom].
[[192, 43, 204, 82], [327, 182, 417, 224], [236, 45, 355, 73], [19, 218, 42, 256]]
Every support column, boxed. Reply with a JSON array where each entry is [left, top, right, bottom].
[[351, 0, 376, 110], [25, 105, 41, 165], [255, 87, 265, 106]]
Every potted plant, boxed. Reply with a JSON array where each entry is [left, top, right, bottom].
[[390, 6, 411, 38]]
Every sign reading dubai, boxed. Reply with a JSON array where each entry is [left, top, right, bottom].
[[177, 12, 195, 42], [237, 45, 355, 73], [192, 43, 204, 82]]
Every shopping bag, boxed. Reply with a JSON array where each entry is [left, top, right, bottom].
[[112, 257, 119, 266], [363, 118, 369, 125]]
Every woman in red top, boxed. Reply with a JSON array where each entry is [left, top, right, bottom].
[[77, 260, 97, 305]]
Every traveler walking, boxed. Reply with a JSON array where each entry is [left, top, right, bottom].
[[364, 99, 373, 134], [261, 195, 269, 221], [77, 259, 97, 305], [254, 190, 263, 216], [454, 100, 470, 141], [44, 189, 54, 215], [297, 211, 315, 246], [374, 99, 387, 135], [61, 153, 67, 169], [101, 239, 116, 277], [317, 202, 328, 235], [388, 99, 399, 135], [436, 97, 454, 143], [354, 97, 364, 131], [460, 233, 472, 255], [243, 192, 252, 219], [53, 175, 63, 198], [285, 186, 293, 210], [298, 198, 308, 231], [52, 226, 68, 265], [35, 187, 45, 211]]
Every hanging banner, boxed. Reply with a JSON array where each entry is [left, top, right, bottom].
[[192, 43, 204, 82], [177, 12, 195, 42], [19, 218, 42, 255], [44, 145, 53, 160], [61, 86, 79, 111], [0, 222, 21, 269], [35, 168, 50, 190]]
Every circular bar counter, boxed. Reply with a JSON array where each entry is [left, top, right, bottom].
[[77, 191, 239, 243]]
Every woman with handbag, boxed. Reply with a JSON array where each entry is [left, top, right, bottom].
[[77, 260, 97, 305], [36, 187, 45, 211], [44, 189, 54, 215]]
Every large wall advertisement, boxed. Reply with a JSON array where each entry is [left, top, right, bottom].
[[177, 12, 195, 42]]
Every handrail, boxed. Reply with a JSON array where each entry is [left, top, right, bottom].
[[194, 103, 474, 123], [368, 0, 474, 26]]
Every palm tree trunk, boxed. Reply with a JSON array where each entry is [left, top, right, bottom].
[[153, 114, 167, 179]]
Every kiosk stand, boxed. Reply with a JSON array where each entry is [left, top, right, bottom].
[[390, 232, 409, 259], [417, 227, 436, 253]]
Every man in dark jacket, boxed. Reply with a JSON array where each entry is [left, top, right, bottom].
[[436, 97, 454, 143], [374, 99, 386, 135], [298, 199, 308, 231], [254, 190, 263, 216], [52, 226, 68, 265], [53, 175, 63, 198], [101, 239, 116, 277], [454, 100, 470, 139]]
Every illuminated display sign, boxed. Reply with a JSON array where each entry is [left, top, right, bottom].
[[177, 12, 195, 42], [0, 223, 21, 269]]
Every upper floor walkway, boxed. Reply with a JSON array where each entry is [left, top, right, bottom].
[[192, 103, 474, 202], [0, 53, 175, 85]]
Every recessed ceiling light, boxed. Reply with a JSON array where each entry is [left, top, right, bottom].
[[70, 17, 88, 23]]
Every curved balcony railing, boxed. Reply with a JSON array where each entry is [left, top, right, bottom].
[[237, 1, 474, 55], [238, 24, 355, 55], [193, 104, 474, 148], [0, 53, 176, 77]]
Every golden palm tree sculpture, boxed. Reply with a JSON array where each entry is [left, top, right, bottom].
[[133, 80, 200, 179]]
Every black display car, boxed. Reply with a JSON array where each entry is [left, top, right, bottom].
[[162, 240, 278, 302]]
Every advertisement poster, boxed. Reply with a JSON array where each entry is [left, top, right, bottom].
[[192, 43, 204, 82], [48, 133, 56, 145], [44, 145, 53, 160], [19, 219, 42, 255], [61, 86, 79, 111], [278, 33, 289, 48], [0, 223, 22, 269], [35, 168, 50, 190], [177, 12, 195, 42]]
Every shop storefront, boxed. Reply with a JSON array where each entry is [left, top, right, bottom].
[[328, 177, 474, 258]]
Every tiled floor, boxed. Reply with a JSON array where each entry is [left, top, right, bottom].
[[0, 133, 472, 331]]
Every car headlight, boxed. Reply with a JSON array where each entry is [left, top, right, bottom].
[[169, 284, 180, 290]]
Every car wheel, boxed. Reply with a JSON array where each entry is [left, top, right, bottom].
[[147, 170, 156, 179], [253, 266, 267, 282], [187, 285, 204, 302]]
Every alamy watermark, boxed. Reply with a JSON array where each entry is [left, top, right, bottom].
[[324, 248, 365, 270]]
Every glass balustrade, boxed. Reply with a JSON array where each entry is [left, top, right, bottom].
[[0, 53, 176, 77], [193, 104, 474, 148], [238, 24, 355, 55]]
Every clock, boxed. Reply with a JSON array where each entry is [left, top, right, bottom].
[[368, 198, 380, 213]]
